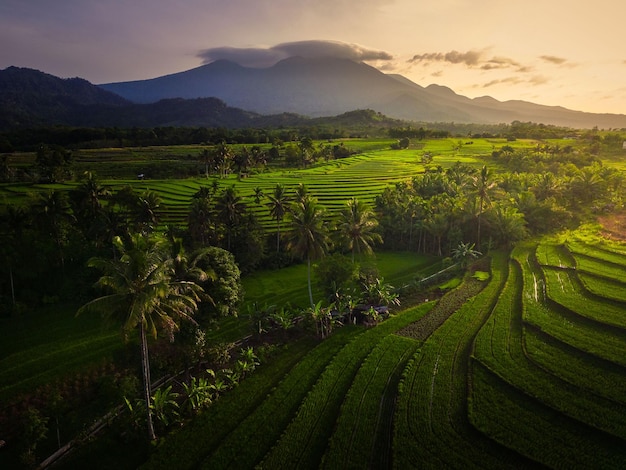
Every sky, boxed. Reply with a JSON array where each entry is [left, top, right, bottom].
[[2, 0, 626, 115]]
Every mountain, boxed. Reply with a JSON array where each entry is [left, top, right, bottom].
[[0, 66, 129, 128], [3, 61, 626, 130], [0, 67, 408, 131], [100, 57, 626, 129], [0, 67, 274, 129]]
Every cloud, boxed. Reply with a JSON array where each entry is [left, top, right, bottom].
[[197, 40, 393, 67], [482, 76, 523, 88], [481, 74, 548, 88], [409, 48, 534, 73], [539, 55, 567, 65], [409, 49, 485, 66], [196, 46, 284, 68]]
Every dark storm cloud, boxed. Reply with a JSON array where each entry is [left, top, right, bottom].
[[198, 40, 393, 67]]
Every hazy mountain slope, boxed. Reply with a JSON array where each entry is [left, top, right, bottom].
[[3, 61, 626, 129], [100, 58, 626, 128]]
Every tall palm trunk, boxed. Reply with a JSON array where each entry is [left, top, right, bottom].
[[476, 195, 484, 249], [139, 322, 156, 441], [307, 257, 314, 308], [9, 264, 15, 306]]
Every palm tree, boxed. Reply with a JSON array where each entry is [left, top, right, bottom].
[[187, 196, 214, 247], [32, 190, 75, 271], [199, 148, 214, 178], [294, 183, 309, 204], [423, 212, 449, 256], [70, 171, 110, 238], [135, 190, 161, 235], [252, 186, 265, 205], [471, 165, 495, 248], [215, 187, 246, 251], [266, 183, 290, 253], [168, 236, 216, 287], [214, 143, 233, 179], [486, 205, 529, 248], [532, 172, 561, 201], [571, 166, 605, 204], [287, 197, 331, 307], [77, 234, 202, 441], [338, 197, 382, 262]]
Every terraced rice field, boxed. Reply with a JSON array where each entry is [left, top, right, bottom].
[[141, 231, 626, 469]]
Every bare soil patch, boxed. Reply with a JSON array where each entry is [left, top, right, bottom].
[[597, 211, 626, 241]]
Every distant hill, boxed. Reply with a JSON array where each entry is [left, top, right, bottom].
[[100, 57, 626, 129], [0, 66, 129, 128], [0, 67, 270, 129], [0, 67, 411, 131], [3, 62, 626, 130]]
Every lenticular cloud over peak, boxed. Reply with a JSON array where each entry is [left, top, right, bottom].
[[197, 40, 394, 68]]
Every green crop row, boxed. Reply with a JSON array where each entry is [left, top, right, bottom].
[[472, 249, 626, 446], [524, 327, 626, 405], [394, 252, 514, 469], [260, 303, 432, 470], [320, 334, 418, 470], [197, 326, 364, 470], [535, 241, 575, 268], [471, 362, 626, 469], [141, 336, 321, 470], [578, 272, 626, 302], [514, 244, 626, 367], [566, 240, 626, 266], [542, 265, 626, 329], [568, 251, 626, 283]]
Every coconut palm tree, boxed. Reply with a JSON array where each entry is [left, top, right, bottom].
[[266, 183, 290, 253], [70, 171, 110, 239], [338, 197, 382, 262], [187, 196, 214, 247], [215, 187, 246, 251], [287, 197, 331, 307], [77, 234, 202, 440], [31, 190, 75, 271], [135, 190, 161, 235], [486, 205, 529, 248], [471, 165, 496, 249], [423, 212, 449, 256], [214, 143, 233, 179]]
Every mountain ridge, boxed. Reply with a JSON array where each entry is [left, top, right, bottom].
[[99, 57, 626, 128], [2, 60, 626, 130]]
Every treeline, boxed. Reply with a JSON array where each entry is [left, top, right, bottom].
[[4, 119, 617, 153], [0, 138, 358, 182], [376, 148, 624, 254]]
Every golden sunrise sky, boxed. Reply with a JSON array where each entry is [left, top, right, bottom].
[[2, 0, 625, 115]]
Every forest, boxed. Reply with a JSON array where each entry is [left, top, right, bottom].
[[1, 122, 625, 469]]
